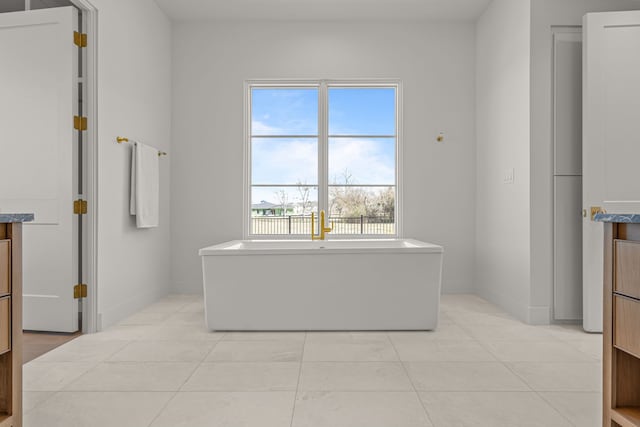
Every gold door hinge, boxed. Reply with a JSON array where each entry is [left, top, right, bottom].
[[73, 199, 87, 215], [74, 116, 87, 131], [74, 283, 87, 299], [73, 31, 87, 48]]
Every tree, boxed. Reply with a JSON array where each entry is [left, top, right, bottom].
[[274, 189, 288, 217], [296, 181, 312, 215], [376, 187, 395, 218], [329, 169, 354, 217], [328, 169, 394, 219]]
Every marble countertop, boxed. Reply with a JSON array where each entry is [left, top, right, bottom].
[[594, 213, 640, 223], [0, 213, 34, 223]]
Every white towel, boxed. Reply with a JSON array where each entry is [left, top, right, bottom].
[[130, 142, 160, 228]]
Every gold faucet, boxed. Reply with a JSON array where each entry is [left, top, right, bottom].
[[311, 210, 333, 240]]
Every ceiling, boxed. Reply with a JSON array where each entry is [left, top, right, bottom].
[[153, 0, 493, 22]]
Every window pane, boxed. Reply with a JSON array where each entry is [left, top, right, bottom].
[[328, 186, 395, 235], [329, 87, 395, 135], [252, 138, 317, 185], [251, 186, 318, 235], [329, 138, 395, 185], [251, 88, 318, 136]]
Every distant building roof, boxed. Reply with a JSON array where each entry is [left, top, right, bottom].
[[252, 200, 278, 210], [251, 200, 310, 210]]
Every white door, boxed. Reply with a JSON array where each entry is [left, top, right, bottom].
[[0, 7, 81, 332], [583, 10, 640, 332]]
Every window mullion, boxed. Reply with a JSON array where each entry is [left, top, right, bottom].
[[318, 81, 329, 223]]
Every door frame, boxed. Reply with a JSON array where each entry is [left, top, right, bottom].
[[70, 0, 98, 333]]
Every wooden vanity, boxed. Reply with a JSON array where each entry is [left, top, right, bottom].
[[598, 215, 640, 427], [0, 214, 33, 427]]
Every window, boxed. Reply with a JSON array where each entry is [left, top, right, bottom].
[[245, 80, 401, 238]]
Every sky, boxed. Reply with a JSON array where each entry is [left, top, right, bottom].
[[251, 87, 396, 205]]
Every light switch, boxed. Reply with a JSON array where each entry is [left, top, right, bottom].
[[503, 168, 515, 184]]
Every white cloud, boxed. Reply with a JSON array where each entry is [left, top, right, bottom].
[[252, 120, 281, 135], [252, 137, 394, 187], [252, 138, 318, 185], [329, 138, 395, 185]]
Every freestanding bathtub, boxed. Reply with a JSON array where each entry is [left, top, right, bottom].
[[199, 239, 444, 331]]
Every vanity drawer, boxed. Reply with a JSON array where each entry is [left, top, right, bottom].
[[0, 296, 9, 354], [614, 295, 640, 358], [0, 240, 9, 296], [615, 240, 640, 300]]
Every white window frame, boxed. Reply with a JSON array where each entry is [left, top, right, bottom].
[[243, 79, 403, 240]]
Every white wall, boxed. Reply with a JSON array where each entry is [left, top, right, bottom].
[[530, 0, 640, 324], [476, 0, 532, 321], [171, 21, 477, 294], [91, 0, 172, 328], [476, 0, 640, 324]]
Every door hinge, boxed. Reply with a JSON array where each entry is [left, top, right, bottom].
[[73, 199, 87, 215], [73, 31, 87, 48], [74, 116, 87, 131], [74, 283, 87, 299]]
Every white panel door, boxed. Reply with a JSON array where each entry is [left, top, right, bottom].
[[553, 29, 583, 321], [0, 7, 79, 332], [583, 10, 640, 332]]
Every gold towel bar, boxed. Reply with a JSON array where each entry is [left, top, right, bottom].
[[116, 136, 167, 157]]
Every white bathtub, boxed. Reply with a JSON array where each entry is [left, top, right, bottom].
[[199, 239, 444, 331]]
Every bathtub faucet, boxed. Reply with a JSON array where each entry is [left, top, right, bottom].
[[311, 210, 333, 240]]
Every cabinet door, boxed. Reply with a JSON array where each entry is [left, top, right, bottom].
[[0, 240, 9, 296], [0, 296, 9, 354], [614, 296, 640, 358], [615, 240, 640, 300]]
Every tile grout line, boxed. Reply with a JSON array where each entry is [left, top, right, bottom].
[[501, 327, 601, 427], [176, 335, 224, 390], [489, 339, 584, 427], [454, 313, 588, 418], [437, 317, 502, 364], [21, 389, 58, 416], [146, 307, 215, 427], [395, 311, 584, 425], [55, 361, 101, 392], [386, 331, 436, 427], [289, 332, 307, 427], [534, 390, 581, 427], [414, 313, 581, 427], [101, 339, 139, 363], [456, 317, 600, 364], [145, 390, 180, 427]]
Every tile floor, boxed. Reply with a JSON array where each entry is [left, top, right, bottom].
[[23, 294, 602, 427]]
